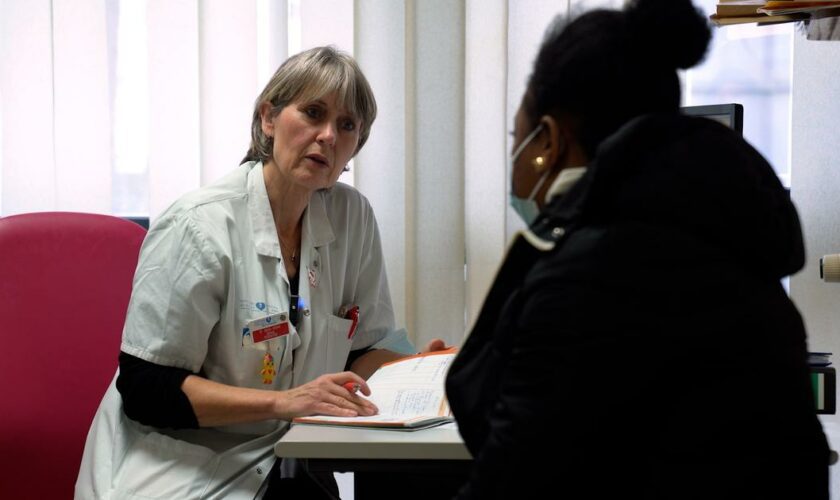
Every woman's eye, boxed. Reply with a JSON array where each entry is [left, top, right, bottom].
[[305, 107, 322, 119], [341, 119, 357, 132]]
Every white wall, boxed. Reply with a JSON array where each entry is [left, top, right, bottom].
[[354, 0, 469, 348], [354, 0, 410, 335], [790, 33, 840, 494], [198, 1, 259, 185], [464, 0, 508, 330]]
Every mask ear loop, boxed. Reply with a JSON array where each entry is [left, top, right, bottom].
[[526, 167, 551, 202], [511, 123, 545, 163], [512, 123, 548, 203]]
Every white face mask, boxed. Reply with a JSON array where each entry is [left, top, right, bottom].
[[509, 124, 549, 225]]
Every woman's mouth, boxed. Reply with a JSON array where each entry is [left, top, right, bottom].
[[305, 154, 330, 167]]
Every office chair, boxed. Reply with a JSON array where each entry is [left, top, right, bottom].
[[0, 212, 146, 499]]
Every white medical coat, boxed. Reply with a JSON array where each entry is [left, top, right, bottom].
[[75, 162, 411, 499]]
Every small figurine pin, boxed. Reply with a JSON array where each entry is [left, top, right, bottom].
[[260, 352, 276, 384]]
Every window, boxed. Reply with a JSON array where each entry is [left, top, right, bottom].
[[111, 0, 150, 217], [684, 2, 794, 186]]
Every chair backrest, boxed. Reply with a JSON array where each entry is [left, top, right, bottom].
[[0, 212, 146, 499]]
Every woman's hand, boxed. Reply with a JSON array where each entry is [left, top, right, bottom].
[[420, 338, 452, 353], [183, 344, 454, 427], [274, 372, 378, 421]]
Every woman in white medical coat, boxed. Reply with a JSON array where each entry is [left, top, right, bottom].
[[76, 46, 439, 499]]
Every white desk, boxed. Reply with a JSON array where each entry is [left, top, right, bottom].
[[274, 423, 471, 460], [275, 424, 472, 499]]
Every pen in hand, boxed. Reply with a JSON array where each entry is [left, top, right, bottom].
[[341, 380, 377, 415], [343, 382, 361, 394]]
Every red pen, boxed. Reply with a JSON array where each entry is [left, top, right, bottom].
[[343, 382, 361, 394], [344, 305, 359, 339]]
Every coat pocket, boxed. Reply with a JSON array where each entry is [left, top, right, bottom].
[[113, 431, 217, 499], [325, 313, 355, 372]]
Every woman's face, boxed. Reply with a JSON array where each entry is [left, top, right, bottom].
[[262, 91, 361, 192], [510, 105, 545, 199]]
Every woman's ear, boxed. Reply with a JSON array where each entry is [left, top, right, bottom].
[[538, 114, 567, 172], [259, 102, 275, 137]]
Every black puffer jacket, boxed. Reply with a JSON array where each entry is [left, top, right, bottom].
[[446, 114, 829, 500]]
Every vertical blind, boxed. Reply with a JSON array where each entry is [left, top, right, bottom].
[[0, 0, 613, 346]]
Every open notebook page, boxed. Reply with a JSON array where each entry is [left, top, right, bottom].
[[294, 349, 456, 428]]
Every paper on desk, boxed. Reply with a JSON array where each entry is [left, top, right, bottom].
[[294, 349, 456, 429], [363, 350, 454, 417]]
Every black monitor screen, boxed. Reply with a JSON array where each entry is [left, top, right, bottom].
[[681, 103, 743, 135]]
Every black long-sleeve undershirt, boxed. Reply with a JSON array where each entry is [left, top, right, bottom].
[[116, 352, 199, 429], [116, 347, 373, 429]]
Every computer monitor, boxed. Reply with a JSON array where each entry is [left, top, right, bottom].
[[681, 103, 743, 135], [124, 216, 149, 229]]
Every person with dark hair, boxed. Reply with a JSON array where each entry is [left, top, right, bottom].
[[76, 46, 443, 499], [446, 1, 829, 498]]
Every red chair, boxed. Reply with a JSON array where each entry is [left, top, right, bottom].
[[0, 212, 146, 499]]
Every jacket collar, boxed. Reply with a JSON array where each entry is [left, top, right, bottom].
[[247, 162, 336, 258], [523, 167, 590, 251], [544, 167, 587, 204], [523, 114, 685, 252]]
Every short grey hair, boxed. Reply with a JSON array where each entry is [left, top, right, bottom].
[[242, 46, 377, 164]]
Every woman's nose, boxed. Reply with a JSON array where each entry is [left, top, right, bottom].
[[317, 122, 336, 147]]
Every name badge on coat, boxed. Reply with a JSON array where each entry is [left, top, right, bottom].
[[242, 312, 291, 346]]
